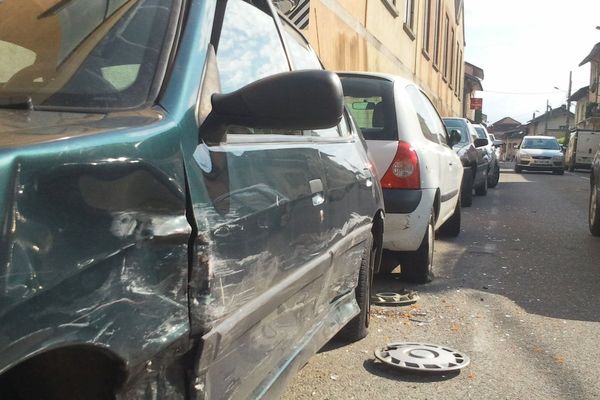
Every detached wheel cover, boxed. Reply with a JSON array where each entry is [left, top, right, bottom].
[[375, 342, 470, 372]]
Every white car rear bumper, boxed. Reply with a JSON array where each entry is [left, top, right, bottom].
[[382, 188, 436, 251]]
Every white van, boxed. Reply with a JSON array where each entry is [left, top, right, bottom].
[[565, 130, 600, 171]]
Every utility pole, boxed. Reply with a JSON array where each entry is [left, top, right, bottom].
[[544, 99, 550, 135], [564, 71, 573, 145]]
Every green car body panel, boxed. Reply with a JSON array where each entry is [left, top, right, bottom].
[[0, 0, 383, 398]]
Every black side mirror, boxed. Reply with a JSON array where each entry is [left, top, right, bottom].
[[201, 70, 343, 144], [474, 138, 489, 147], [448, 129, 461, 146]]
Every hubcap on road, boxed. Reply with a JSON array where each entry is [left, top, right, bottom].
[[374, 342, 470, 372]]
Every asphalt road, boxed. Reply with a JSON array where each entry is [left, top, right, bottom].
[[283, 164, 600, 400]]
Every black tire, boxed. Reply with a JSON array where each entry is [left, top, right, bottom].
[[488, 163, 500, 188], [379, 249, 401, 275], [400, 212, 434, 284], [461, 171, 473, 207], [475, 174, 488, 196], [439, 196, 461, 237], [337, 234, 373, 342], [590, 180, 600, 236]]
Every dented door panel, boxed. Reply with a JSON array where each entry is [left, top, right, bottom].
[[185, 140, 344, 398]]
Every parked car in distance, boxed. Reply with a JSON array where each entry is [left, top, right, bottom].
[[590, 146, 600, 236], [442, 117, 490, 206], [565, 130, 600, 171], [340, 72, 463, 284], [0, 1, 385, 399], [473, 124, 501, 188], [514, 136, 565, 174]]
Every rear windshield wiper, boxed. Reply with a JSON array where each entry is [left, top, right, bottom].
[[0, 96, 33, 110]]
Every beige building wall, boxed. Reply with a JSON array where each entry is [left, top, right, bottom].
[[302, 0, 464, 117], [575, 98, 588, 127]]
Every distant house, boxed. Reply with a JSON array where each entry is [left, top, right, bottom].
[[487, 117, 521, 140], [574, 42, 600, 130], [526, 106, 574, 138], [488, 117, 523, 161]]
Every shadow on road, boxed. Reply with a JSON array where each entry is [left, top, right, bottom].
[[372, 172, 600, 323], [362, 359, 461, 383]]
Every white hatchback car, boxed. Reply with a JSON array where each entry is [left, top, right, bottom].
[[340, 73, 463, 283]]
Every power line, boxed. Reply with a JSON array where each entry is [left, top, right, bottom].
[[478, 89, 565, 95]]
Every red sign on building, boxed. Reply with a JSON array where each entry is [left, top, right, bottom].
[[470, 97, 483, 110]]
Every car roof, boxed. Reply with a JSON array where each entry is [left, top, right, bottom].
[[442, 117, 469, 122], [523, 135, 556, 140]]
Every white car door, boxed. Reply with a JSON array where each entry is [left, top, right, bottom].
[[413, 88, 462, 223]]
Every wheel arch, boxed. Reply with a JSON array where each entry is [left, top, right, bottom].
[[371, 209, 385, 273], [0, 344, 127, 400], [433, 189, 441, 224]]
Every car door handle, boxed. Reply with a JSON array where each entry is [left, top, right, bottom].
[[309, 179, 325, 206]]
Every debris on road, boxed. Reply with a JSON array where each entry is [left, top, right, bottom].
[[371, 291, 418, 306]]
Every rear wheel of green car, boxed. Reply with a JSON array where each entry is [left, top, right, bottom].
[[337, 234, 374, 342]]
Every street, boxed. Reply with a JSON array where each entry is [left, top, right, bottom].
[[283, 165, 600, 400]]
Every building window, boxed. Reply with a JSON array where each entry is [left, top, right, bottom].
[[443, 14, 449, 80], [380, 0, 400, 18], [422, 0, 431, 55], [455, 43, 461, 95], [449, 28, 455, 88], [403, 0, 415, 39], [404, 0, 415, 29], [433, 0, 441, 67]]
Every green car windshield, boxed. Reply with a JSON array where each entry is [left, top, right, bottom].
[[0, 0, 175, 110]]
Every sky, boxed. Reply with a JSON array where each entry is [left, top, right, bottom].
[[464, 0, 600, 125]]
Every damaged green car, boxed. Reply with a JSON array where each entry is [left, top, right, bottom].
[[0, 0, 384, 399]]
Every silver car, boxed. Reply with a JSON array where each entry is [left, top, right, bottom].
[[473, 124, 501, 188], [514, 136, 565, 175]]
